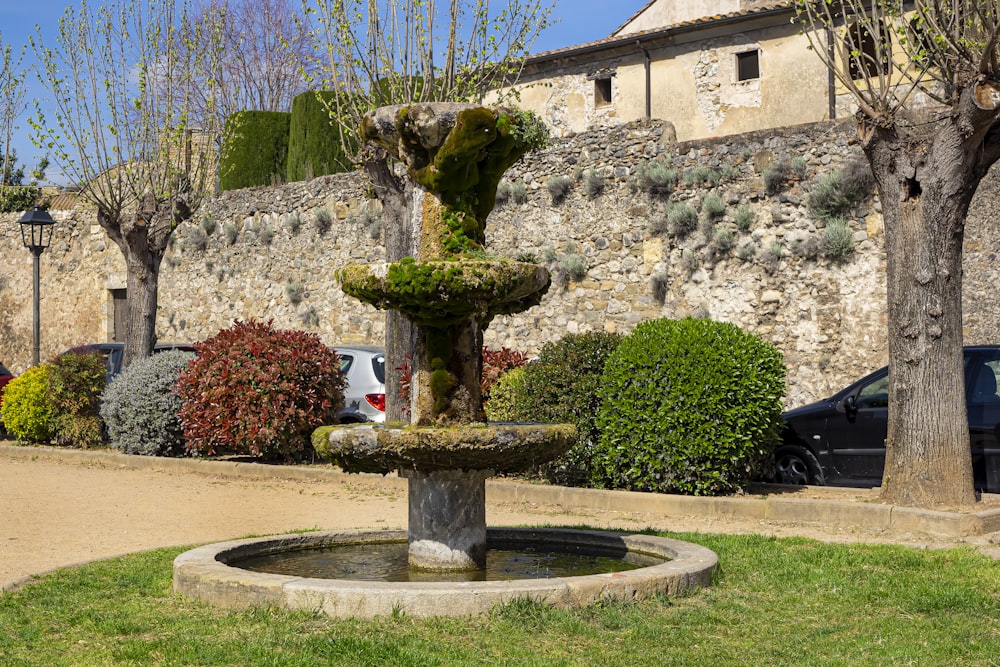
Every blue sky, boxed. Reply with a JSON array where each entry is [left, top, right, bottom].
[[1, 0, 649, 182]]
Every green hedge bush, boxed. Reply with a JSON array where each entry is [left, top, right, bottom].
[[593, 318, 786, 495], [47, 351, 106, 448], [176, 320, 346, 461], [1, 365, 53, 442], [219, 111, 291, 192], [498, 332, 621, 485], [102, 350, 195, 456], [286, 90, 355, 183]]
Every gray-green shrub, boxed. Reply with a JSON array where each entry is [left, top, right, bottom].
[[823, 218, 855, 262], [701, 191, 725, 219], [502, 332, 621, 485], [635, 158, 677, 199], [101, 350, 195, 456], [593, 318, 786, 495], [545, 175, 573, 204], [667, 203, 698, 238], [733, 203, 756, 231]]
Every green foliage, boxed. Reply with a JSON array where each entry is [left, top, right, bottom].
[[680, 249, 700, 276], [503, 332, 622, 485], [285, 281, 305, 305], [545, 175, 573, 204], [480, 347, 529, 404], [495, 180, 528, 207], [219, 110, 291, 192], [700, 191, 725, 219], [0, 149, 42, 212], [733, 203, 756, 231], [735, 241, 756, 261], [667, 203, 698, 238], [635, 157, 677, 199], [559, 254, 587, 281], [484, 366, 526, 422], [582, 168, 606, 198], [684, 165, 721, 188], [823, 218, 855, 262], [47, 352, 106, 448], [1, 365, 53, 442], [711, 225, 736, 255], [0, 185, 40, 213], [101, 350, 194, 456], [593, 318, 786, 495], [286, 90, 355, 183], [176, 320, 346, 461], [761, 156, 806, 196], [314, 207, 333, 235], [807, 159, 875, 222]]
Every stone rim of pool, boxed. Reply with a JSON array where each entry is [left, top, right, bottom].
[[173, 527, 718, 618]]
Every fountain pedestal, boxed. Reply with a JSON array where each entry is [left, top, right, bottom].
[[403, 469, 490, 569]]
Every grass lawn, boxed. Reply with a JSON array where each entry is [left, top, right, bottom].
[[0, 532, 997, 666]]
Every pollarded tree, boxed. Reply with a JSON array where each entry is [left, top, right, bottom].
[[32, 0, 225, 369], [308, 0, 554, 421], [0, 33, 30, 209], [796, 1, 1000, 507]]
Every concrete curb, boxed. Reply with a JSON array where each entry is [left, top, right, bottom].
[[3, 444, 999, 539]]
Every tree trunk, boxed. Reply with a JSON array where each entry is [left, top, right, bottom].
[[97, 208, 167, 370], [865, 121, 978, 508], [362, 149, 415, 424], [122, 246, 162, 369]]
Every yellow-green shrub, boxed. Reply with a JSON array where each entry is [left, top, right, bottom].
[[1, 365, 53, 442]]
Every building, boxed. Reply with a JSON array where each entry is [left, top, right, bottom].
[[504, 1, 841, 141]]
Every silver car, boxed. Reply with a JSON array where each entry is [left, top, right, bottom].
[[333, 345, 386, 423]]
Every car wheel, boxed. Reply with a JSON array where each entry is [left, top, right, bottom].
[[774, 445, 824, 485]]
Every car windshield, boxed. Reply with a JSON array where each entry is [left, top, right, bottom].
[[0, 364, 10, 376], [372, 354, 385, 383]]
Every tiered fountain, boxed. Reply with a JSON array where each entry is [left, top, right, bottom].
[[173, 103, 717, 617]]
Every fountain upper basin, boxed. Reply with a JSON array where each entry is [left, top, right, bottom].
[[313, 422, 577, 475]]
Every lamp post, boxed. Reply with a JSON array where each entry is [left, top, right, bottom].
[[17, 207, 56, 366]]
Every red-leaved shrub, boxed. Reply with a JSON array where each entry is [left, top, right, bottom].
[[176, 319, 346, 461], [481, 346, 529, 402]]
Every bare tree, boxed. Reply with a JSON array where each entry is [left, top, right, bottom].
[[33, 0, 226, 368], [0, 33, 28, 203], [796, 0, 1000, 507], [183, 0, 317, 123], [309, 0, 554, 422]]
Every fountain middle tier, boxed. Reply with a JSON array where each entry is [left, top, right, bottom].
[[314, 422, 576, 570]]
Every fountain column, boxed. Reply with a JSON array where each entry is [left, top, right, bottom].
[[322, 102, 575, 571]]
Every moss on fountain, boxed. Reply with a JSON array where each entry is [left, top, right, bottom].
[[338, 258, 550, 328], [313, 422, 577, 475]]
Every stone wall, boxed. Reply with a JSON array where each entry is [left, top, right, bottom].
[[3, 117, 999, 409]]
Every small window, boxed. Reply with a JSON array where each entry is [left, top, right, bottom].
[[847, 21, 890, 80], [736, 50, 760, 81], [594, 77, 613, 108]]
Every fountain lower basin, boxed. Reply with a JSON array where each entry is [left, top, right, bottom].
[[173, 528, 718, 617]]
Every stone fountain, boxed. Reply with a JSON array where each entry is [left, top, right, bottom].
[[173, 103, 717, 616]]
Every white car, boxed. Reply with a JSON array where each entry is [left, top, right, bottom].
[[333, 345, 386, 423]]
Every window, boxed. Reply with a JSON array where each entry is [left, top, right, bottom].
[[847, 21, 890, 80], [857, 375, 889, 409], [594, 77, 613, 108], [736, 50, 760, 81]]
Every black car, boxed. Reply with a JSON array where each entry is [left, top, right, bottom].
[[776, 345, 1000, 492]]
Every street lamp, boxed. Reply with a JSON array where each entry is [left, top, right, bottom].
[[17, 207, 56, 366]]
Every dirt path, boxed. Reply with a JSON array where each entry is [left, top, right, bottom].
[[2, 450, 998, 590]]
